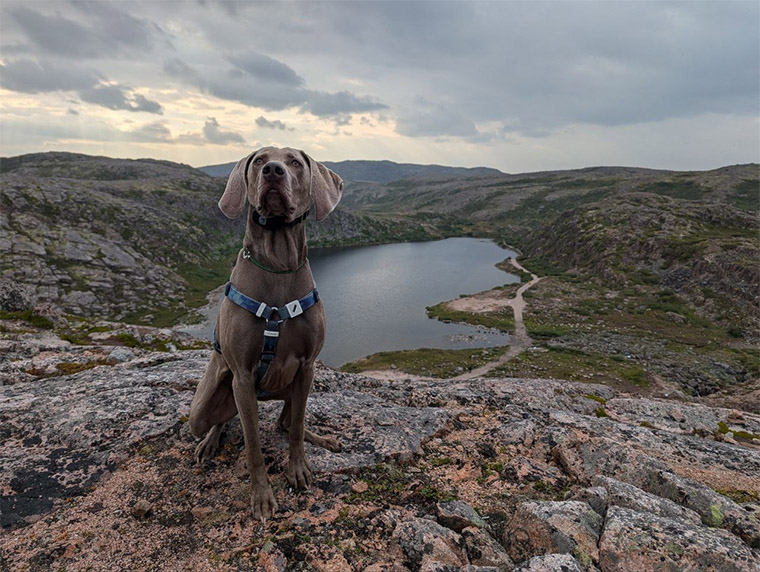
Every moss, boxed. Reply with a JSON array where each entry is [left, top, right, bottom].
[[0, 310, 54, 329], [714, 489, 759, 504], [663, 542, 685, 557], [430, 457, 454, 467], [583, 393, 608, 404], [418, 486, 457, 503], [116, 333, 141, 348], [55, 360, 109, 375], [594, 407, 609, 418], [347, 463, 411, 504], [716, 422, 730, 434], [639, 421, 656, 429], [707, 504, 724, 527]]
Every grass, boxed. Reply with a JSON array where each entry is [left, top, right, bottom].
[[486, 346, 649, 388], [427, 302, 515, 332], [342, 345, 507, 378], [0, 310, 54, 329]]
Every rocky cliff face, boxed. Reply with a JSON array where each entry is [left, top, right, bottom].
[[0, 338, 758, 571], [1, 153, 240, 321], [0, 152, 433, 323]]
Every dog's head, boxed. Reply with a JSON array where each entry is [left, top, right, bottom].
[[218, 146, 343, 222]]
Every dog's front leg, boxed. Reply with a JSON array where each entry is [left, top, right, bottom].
[[285, 364, 314, 489], [232, 376, 278, 521]]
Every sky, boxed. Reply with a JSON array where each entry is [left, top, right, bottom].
[[1, 0, 758, 173]]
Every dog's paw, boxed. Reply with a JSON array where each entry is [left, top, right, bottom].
[[286, 455, 312, 489], [251, 485, 278, 523], [323, 436, 342, 453], [194, 437, 218, 465]]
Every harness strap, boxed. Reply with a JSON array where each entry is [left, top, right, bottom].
[[212, 281, 320, 398]]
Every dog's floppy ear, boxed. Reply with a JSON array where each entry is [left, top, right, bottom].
[[302, 152, 343, 221], [218, 152, 254, 219]]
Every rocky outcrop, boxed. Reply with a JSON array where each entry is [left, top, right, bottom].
[[0, 346, 758, 570]]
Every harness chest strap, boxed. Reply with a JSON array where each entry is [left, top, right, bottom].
[[212, 282, 320, 397]]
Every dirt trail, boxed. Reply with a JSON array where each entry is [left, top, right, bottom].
[[452, 257, 543, 380]]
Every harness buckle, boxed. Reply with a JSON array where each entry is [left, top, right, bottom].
[[285, 299, 303, 318]]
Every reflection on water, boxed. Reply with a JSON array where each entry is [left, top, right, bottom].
[[183, 237, 518, 366]]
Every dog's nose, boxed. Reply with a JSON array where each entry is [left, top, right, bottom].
[[262, 161, 286, 180]]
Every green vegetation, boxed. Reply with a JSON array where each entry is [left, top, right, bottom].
[[341, 346, 507, 378], [732, 179, 759, 211], [486, 345, 650, 388], [714, 488, 760, 504], [594, 407, 609, 418], [347, 463, 412, 504], [427, 302, 515, 332], [0, 310, 54, 329]]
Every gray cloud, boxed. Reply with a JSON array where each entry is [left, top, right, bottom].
[[164, 51, 387, 120], [7, 3, 166, 58], [163, 58, 201, 83], [0, 58, 101, 93], [255, 116, 289, 130], [78, 84, 163, 114], [202, 117, 245, 144], [227, 52, 304, 86], [300, 90, 387, 117], [395, 102, 479, 139], [1, 0, 757, 168]]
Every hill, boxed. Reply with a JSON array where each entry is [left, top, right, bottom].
[[199, 158, 503, 183], [0, 152, 435, 323]]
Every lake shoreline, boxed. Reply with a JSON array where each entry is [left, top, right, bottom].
[[177, 237, 518, 367]]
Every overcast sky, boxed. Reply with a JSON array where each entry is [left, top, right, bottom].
[[1, 0, 758, 173]]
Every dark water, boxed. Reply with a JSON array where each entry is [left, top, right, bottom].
[[183, 238, 517, 366]]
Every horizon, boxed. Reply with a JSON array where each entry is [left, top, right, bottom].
[[3, 147, 759, 176], [1, 1, 758, 173]]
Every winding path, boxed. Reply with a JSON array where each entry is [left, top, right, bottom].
[[452, 257, 543, 380]]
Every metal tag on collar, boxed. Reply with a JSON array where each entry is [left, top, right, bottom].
[[258, 214, 268, 226], [285, 299, 303, 318]]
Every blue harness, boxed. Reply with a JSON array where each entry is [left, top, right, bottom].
[[213, 281, 320, 398]]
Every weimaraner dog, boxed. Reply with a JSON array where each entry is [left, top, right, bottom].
[[189, 147, 343, 521]]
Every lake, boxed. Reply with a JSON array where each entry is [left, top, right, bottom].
[[182, 237, 518, 366]]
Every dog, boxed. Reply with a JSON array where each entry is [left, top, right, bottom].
[[189, 146, 343, 521]]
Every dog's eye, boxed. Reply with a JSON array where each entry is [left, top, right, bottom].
[[291, 159, 301, 167], [253, 158, 263, 165]]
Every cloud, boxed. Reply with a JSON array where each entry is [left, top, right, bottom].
[[395, 100, 479, 139], [0, 58, 101, 93], [7, 3, 166, 58], [127, 121, 173, 142], [301, 90, 386, 118], [163, 50, 387, 121], [78, 84, 163, 114], [255, 116, 290, 130], [202, 117, 245, 144], [226, 51, 304, 86], [163, 58, 201, 83]]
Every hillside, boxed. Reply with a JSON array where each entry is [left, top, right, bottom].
[[200, 158, 503, 183], [0, 152, 434, 323], [339, 164, 760, 398]]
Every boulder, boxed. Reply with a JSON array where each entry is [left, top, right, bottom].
[[599, 506, 760, 572], [436, 500, 487, 532], [512, 553, 585, 572], [504, 501, 602, 568], [390, 517, 468, 569]]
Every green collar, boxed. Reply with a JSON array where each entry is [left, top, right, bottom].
[[242, 247, 307, 274]]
